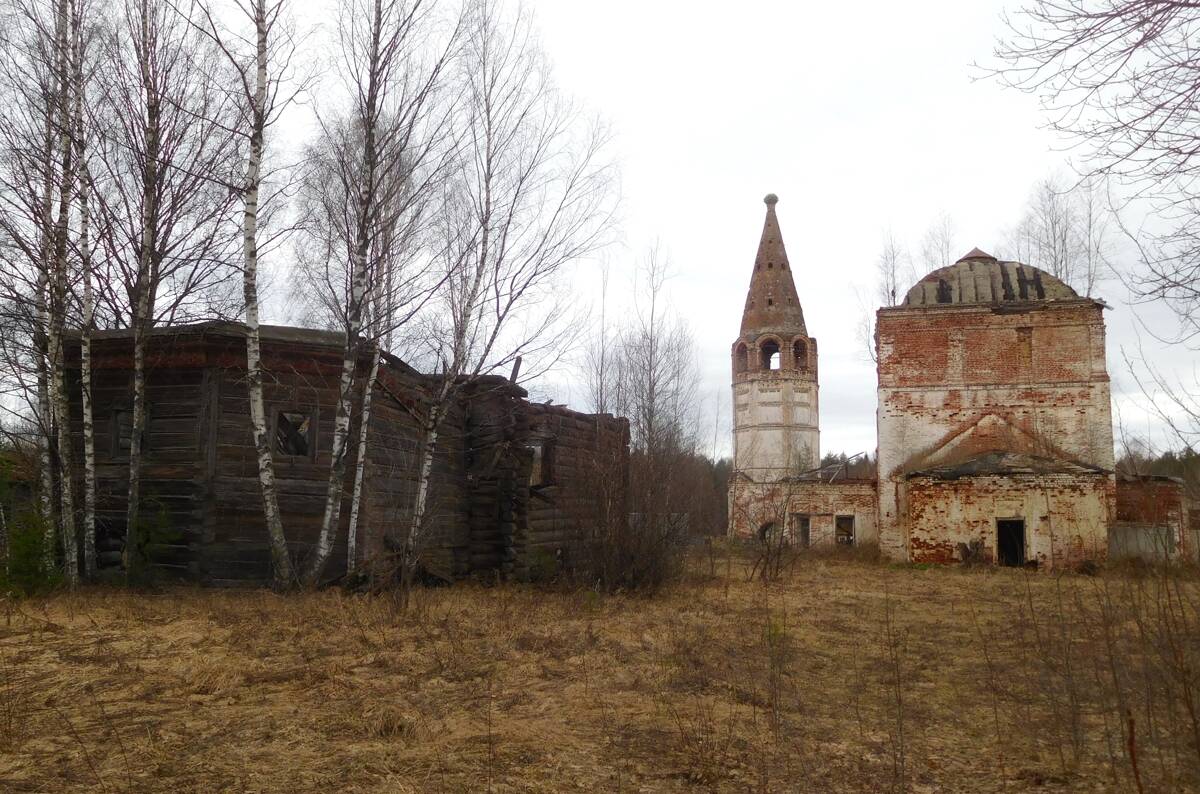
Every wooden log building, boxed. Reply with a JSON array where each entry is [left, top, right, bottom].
[[64, 322, 630, 585]]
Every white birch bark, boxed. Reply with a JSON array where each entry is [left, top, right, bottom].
[[68, 0, 96, 577], [241, 0, 294, 586], [35, 270, 54, 570], [345, 347, 379, 574], [124, 2, 160, 575], [405, 405, 442, 571], [0, 503, 8, 575], [307, 333, 359, 584], [303, 0, 383, 586], [73, 46, 97, 578], [36, 109, 56, 571], [50, 0, 78, 583]]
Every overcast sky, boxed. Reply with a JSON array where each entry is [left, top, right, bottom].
[[517, 0, 1191, 459]]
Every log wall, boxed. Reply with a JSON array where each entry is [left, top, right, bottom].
[[64, 323, 629, 585]]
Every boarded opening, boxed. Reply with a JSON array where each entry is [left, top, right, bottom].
[[835, 515, 854, 545], [790, 513, 810, 548], [997, 519, 1025, 566]]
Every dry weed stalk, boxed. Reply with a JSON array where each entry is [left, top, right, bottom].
[[882, 586, 908, 792]]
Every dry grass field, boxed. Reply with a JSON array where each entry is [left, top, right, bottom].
[[2, 551, 1199, 792]]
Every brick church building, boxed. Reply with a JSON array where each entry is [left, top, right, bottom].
[[728, 195, 1192, 568]]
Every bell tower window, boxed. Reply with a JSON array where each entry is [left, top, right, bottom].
[[761, 339, 781, 371], [793, 339, 808, 370]]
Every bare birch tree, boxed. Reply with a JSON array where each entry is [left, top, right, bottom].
[[994, 0, 1200, 341], [601, 248, 698, 589], [857, 230, 911, 363], [998, 174, 1114, 296], [401, 0, 614, 587], [0, 0, 88, 581], [919, 212, 957, 270], [296, 0, 460, 585], [580, 259, 613, 414], [876, 230, 910, 308], [46, 0, 78, 582], [187, 0, 310, 585], [70, 0, 98, 578], [92, 0, 240, 576]]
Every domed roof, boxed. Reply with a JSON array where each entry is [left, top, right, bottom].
[[902, 248, 1079, 307]]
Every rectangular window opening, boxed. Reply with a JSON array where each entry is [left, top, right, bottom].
[[528, 439, 553, 487], [790, 513, 811, 548], [111, 408, 148, 458], [835, 515, 855, 546], [276, 410, 312, 457], [113, 409, 132, 458]]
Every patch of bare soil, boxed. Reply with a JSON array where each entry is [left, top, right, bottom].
[[1, 556, 1197, 792]]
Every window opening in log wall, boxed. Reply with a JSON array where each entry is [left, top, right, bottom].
[[276, 411, 312, 457]]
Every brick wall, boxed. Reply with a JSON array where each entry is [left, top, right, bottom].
[[1114, 475, 1191, 561], [876, 299, 1114, 560], [906, 472, 1112, 567], [729, 478, 877, 546]]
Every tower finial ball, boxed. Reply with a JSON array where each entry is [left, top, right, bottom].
[[764, 193, 778, 206]]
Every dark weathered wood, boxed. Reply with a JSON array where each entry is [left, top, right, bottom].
[[64, 323, 629, 585]]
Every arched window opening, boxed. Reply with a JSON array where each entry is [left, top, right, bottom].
[[734, 343, 748, 374], [761, 339, 781, 371], [793, 339, 808, 370]]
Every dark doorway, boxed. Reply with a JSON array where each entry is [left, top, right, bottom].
[[997, 519, 1025, 566]]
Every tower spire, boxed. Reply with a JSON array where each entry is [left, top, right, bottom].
[[740, 194, 806, 337]]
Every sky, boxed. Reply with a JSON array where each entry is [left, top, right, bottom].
[[518, 0, 1193, 459]]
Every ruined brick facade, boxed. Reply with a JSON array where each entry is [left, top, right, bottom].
[[875, 251, 1116, 567], [1112, 474, 1195, 562], [906, 455, 1114, 566], [730, 476, 876, 547], [728, 195, 875, 543], [730, 218, 1186, 568]]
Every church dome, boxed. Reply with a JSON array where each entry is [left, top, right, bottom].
[[902, 248, 1079, 307]]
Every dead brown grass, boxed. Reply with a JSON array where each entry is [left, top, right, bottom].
[[0, 555, 1197, 792]]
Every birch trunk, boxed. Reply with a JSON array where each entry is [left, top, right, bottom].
[[306, 337, 358, 584], [36, 109, 55, 570], [125, 5, 160, 576], [50, 0, 78, 583], [34, 300, 54, 569], [405, 419, 439, 571], [123, 308, 149, 576], [345, 347, 380, 575], [72, 0, 96, 578], [0, 503, 8, 575], [303, 0, 382, 586], [404, 382, 450, 571], [242, 0, 293, 586]]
